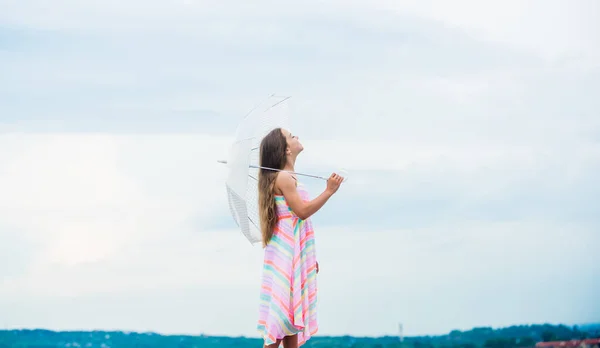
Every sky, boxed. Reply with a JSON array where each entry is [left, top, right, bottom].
[[1, 0, 600, 338]]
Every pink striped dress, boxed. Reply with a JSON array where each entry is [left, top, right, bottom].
[[257, 182, 318, 346]]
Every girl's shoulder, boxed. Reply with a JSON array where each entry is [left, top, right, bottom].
[[274, 171, 298, 194]]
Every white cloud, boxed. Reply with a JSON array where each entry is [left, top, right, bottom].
[[3, 0, 598, 68], [0, 134, 231, 276], [0, 0, 350, 34], [3, 0, 597, 142], [1, 218, 598, 336], [1, 133, 597, 285], [314, 220, 599, 335], [363, 0, 600, 65]]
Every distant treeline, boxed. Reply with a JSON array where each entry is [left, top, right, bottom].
[[1, 323, 599, 347]]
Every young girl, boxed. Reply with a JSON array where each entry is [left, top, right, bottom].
[[256, 128, 344, 348]]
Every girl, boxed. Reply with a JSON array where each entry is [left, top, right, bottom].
[[256, 128, 344, 348]]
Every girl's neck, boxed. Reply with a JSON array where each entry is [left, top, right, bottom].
[[284, 157, 295, 172]]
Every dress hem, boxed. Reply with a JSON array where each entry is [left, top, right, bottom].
[[258, 327, 319, 347]]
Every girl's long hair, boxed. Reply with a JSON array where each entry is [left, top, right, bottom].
[[258, 128, 288, 247]]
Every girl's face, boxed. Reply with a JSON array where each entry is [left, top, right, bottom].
[[281, 128, 303, 156]]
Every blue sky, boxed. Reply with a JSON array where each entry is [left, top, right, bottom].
[[1, 0, 599, 338]]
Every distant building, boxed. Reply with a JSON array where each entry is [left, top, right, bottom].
[[398, 323, 403, 342], [536, 338, 600, 348]]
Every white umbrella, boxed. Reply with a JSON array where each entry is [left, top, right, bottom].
[[217, 95, 344, 245]]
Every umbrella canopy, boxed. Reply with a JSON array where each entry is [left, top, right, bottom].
[[221, 95, 293, 245], [218, 95, 347, 245]]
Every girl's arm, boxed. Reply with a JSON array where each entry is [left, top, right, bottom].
[[276, 171, 342, 220]]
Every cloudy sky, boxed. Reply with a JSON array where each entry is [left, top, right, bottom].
[[1, 0, 599, 338]]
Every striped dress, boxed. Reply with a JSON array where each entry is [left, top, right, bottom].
[[257, 182, 318, 347]]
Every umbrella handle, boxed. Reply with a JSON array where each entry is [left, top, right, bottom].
[[336, 168, 349, 183]]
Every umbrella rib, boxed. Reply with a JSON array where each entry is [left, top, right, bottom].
[[248, 216, 259, 230], [264, 96, 291, 112], [241, 93, 275, 120]]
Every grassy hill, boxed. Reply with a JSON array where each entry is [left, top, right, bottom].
[[1, 323, 598, 347]]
